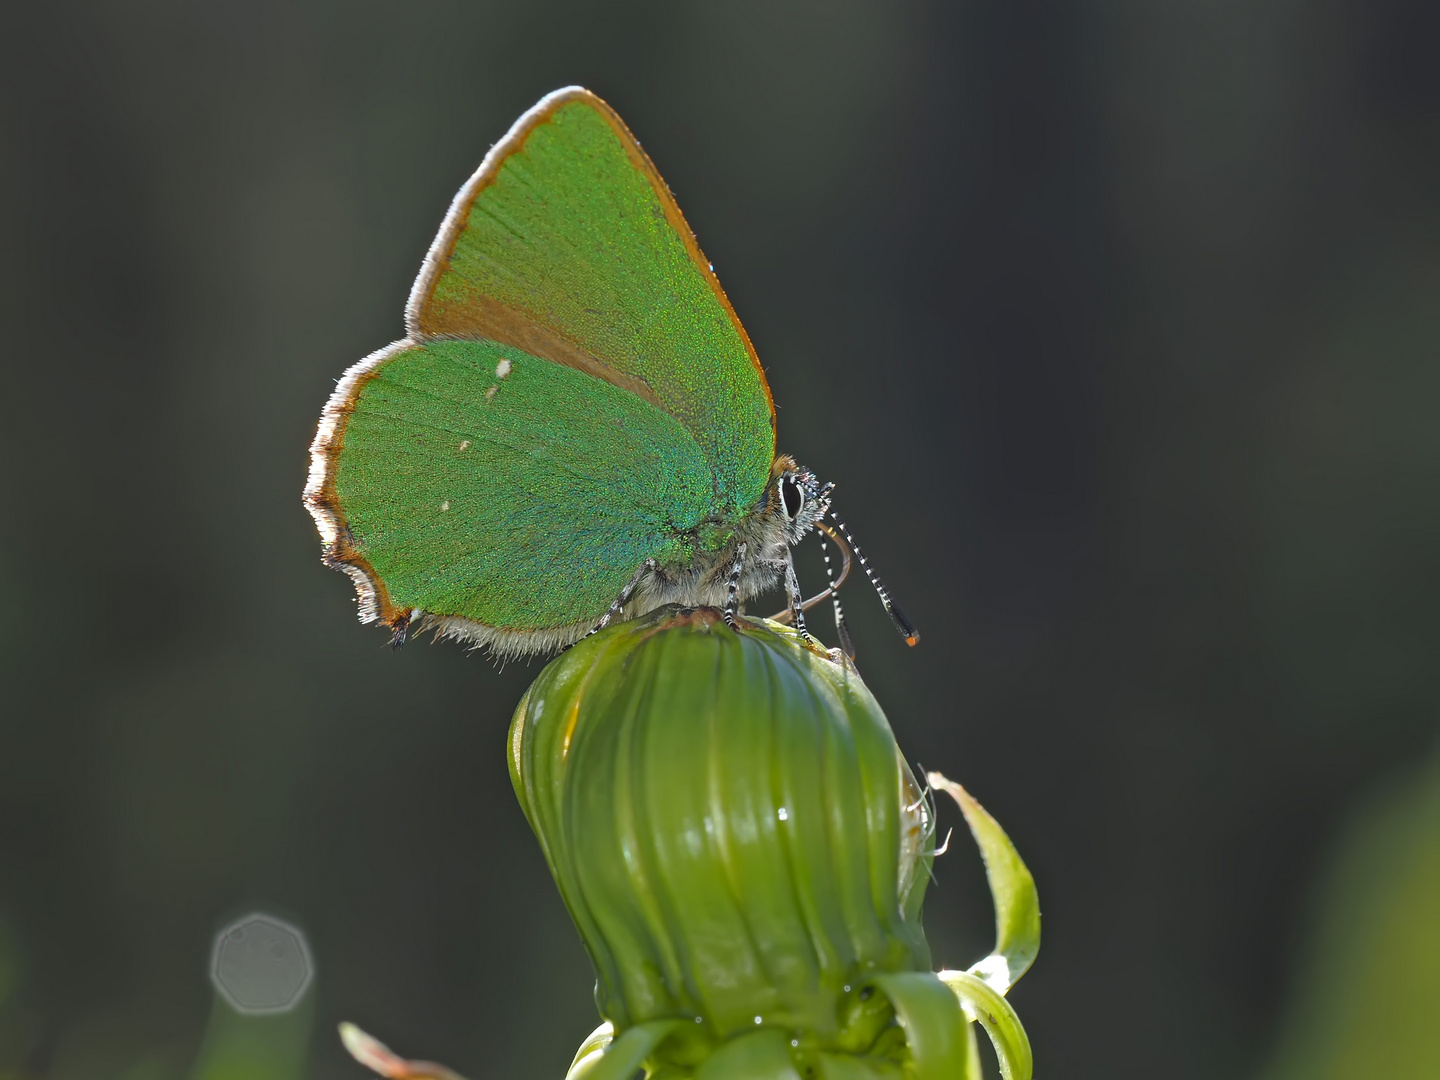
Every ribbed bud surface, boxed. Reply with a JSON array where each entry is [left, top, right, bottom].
[[508, 606, 933, 1063]]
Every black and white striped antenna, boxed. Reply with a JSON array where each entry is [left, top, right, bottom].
[[817, 523, 856, 659], [827, 511, 920, 647]]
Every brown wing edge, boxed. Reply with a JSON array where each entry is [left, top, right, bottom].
[[403, 85, 777, 432], [302, 337, 597, 658]]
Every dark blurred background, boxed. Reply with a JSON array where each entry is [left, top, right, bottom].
[[2, 1, 1438, 1077]]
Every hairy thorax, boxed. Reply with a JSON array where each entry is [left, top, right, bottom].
[[632, 454, 828, 616]]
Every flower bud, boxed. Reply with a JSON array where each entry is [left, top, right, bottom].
[[508, 606, 934, 1069]]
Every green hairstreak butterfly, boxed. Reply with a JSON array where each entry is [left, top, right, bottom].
[[305, 87, 916, 658]]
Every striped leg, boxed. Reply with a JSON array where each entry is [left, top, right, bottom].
[[783, 546, 815, 645], [723, 542, 748, 627], [586, 558, 657, 638]]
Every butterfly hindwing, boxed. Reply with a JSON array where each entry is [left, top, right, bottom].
[[330, 340, 712, 638]]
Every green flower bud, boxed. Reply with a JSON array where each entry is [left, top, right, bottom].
[[339, 605, 1038, 1080], [508, 606, 936, 1073]]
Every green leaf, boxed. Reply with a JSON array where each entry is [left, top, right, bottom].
[[566, 1020, 684, 1080], [872, 972, 974, 1080], [963, 1015, 982, 1080], [927, 773, 1040, 992], [937, 971, 1033, 1080], [566, 1022, 615, 1076], [1258, 752, 1440, 1080]]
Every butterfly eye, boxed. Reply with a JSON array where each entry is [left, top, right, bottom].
[[780, 476, 805, 520]]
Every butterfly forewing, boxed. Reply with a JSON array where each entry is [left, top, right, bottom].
[[409, 88, 774, 509]]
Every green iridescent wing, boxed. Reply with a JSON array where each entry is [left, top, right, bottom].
[[306, 88, 777, 653]]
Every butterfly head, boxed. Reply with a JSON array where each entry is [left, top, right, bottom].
[[770, 457, 833, 546]]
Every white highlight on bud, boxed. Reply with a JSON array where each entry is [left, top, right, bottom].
[[968, 953, 1013, 994]]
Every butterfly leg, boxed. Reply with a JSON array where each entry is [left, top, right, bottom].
[[723, 542, 749, 628], [587, 558, 658, 638], [782, 547, 818, 647]]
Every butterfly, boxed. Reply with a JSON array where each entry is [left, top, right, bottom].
[[304, 87, 915, 659]]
